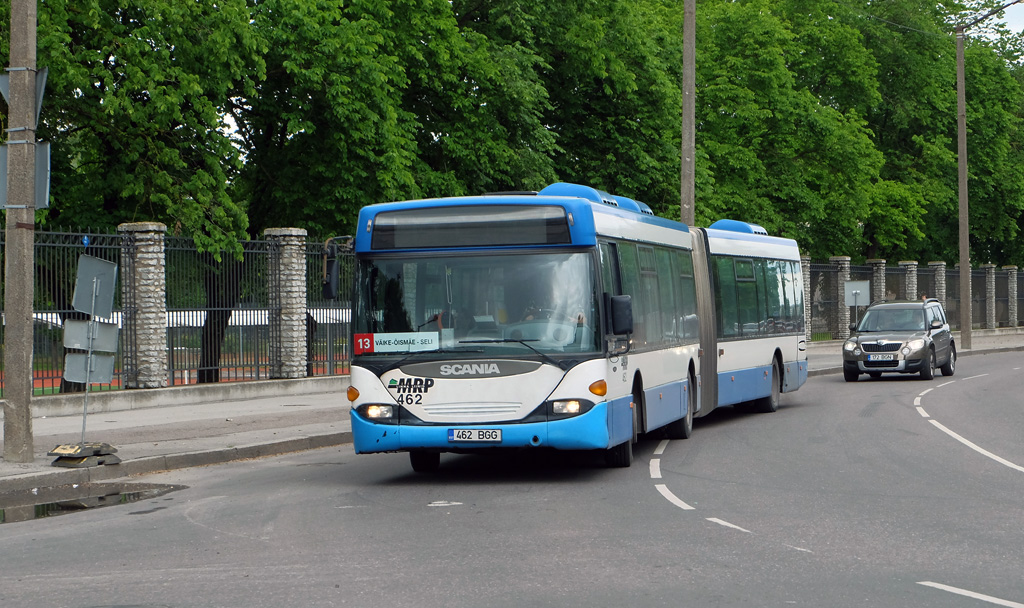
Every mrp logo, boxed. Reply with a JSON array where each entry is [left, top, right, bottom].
[[439, 363, 501, 376], [388, 377, 435, 394]]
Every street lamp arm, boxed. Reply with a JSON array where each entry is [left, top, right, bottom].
[[961, 0, 1024, 32]]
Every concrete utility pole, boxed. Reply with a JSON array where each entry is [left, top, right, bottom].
[[680, 0, 696, 226], [3, 0, 39, 463]]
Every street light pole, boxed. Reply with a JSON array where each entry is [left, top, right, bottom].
[[954, 0, 1023, 350], [680, 0, 695, 226], [3, 0, 39, 463], [956, 24, 972, 350]]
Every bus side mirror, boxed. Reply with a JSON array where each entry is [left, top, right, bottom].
[[322, 243, 339, 300], [609, 295, 633, 335]]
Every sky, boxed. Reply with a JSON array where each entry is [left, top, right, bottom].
[[1000, 3, 1024, 32]]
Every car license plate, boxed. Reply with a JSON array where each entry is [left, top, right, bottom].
[[448, 428, 501, 442], [868, 354, 896, 361]]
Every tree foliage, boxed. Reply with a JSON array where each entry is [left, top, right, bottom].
[[3, 0, 1024, 266]]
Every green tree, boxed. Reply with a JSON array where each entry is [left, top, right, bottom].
[[31, 0, 263, 255], [694, 0, 883, 259]]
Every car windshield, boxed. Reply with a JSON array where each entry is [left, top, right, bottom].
[[352, 251, 599, 357], [858, 308, 925, 332]]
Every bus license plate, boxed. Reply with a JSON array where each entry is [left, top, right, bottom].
[[868, 354, 896, 361], [448, 429, 501, 442]]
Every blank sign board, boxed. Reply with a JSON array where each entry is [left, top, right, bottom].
[[63, 353, 116, 385], [63, 319, 119, 352], [844, 281, 871, 307], [72, 255, 118, 318]]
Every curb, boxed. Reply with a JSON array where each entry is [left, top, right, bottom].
[[0, 431, 353, 494]]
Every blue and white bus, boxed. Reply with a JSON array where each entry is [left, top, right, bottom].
[[345, 183, 807, 471]]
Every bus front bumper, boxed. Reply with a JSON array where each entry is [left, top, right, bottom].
[[350, 401, 612, 454]]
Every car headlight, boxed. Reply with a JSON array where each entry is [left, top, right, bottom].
[[843, 340, 858, 352], [906, 339, 925, 351]]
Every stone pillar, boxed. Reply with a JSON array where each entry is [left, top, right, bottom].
[[801, 256, 812, 343], [118, 222, 169, 388], [1005, 266, 1018, 328], [899, 261, 918, 301], [265, 228, 308, 378], [830, 256, 851, 339], [982, 264, 997, 329], [928, 261, 947, 308], [868, 259, 886, 303]]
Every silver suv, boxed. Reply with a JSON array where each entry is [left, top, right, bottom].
[[843, 299, 956, 382]]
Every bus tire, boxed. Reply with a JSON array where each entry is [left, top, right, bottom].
[[605, 439, 633, 467], [410, 451, 440, 473], [755, 359, 781, 413], [666, 374, 695, 439]]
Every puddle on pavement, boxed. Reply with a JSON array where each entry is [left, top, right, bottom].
[[0, 482, 186, 524]]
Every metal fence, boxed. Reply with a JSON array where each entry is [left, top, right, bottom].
[[808, 261, 839, 340], [164, 236, 274, 386], [0, 228, 126, 395], [4, 228, 1023, 397], [305, 239, 354, 377]]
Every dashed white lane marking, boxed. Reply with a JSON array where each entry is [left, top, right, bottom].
[[707, 518, 751, 533], [937, 381, 955, 388], [916, 407, 930, 418], [914, 396, 922, 406], [654, 439, 669, 455], [428, 501, 463, 507], [920, 388, 934, 396], [655, 484, 695, 510], [918, 581, 1024, 607], [650, 458, 662, 479], [928, 420, 1024, 473], [963, 373, 990, 381], [784, 544, 814, 553]]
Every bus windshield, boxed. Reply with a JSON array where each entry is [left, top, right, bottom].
[[353, 251, 599, 357]]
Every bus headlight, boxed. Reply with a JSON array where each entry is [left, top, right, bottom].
[[546, 399, 595, 419], [358, 404, 395, 420], [552, 400, 582, 415]]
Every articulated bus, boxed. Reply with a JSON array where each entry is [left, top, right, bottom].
[[346, 183, 807, 472]]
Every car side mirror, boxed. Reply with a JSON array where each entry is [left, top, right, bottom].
[[609, 295, 633, 336], [849, 323, 858, 332], [930, 319, 942, 330]]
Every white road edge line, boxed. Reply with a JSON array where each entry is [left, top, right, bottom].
[[916, 406, 930, 418], [654, 439, 669, 455], [655, 484, 694, 510], [706, 518, 751, 533], [918, 581, 1024, 608], [929, 420, 1024, 473], [650, 458, 662, 479]]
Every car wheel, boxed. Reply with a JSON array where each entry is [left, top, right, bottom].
[[843, 363, 859, 382], [940, 344, 956, 377], [920, 349, 935, 380]]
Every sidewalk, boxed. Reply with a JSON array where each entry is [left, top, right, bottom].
[[2, 331, 1022, 492]]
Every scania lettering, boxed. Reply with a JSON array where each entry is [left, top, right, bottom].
[[346, 183, 808, 472]]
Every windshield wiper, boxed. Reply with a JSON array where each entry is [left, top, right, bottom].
[[380, 346, 484, 374], [458, 338, 568, 370]]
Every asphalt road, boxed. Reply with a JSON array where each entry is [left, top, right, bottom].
[[1, 352, 1022, 608]]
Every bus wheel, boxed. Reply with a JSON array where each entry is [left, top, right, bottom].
[[666, 374, 695, 439], [410, 451, 440, 473], [755, 360, 781, 413], [605, 439, 633, 467]]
